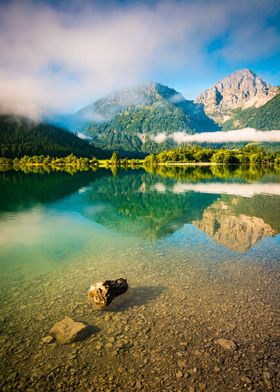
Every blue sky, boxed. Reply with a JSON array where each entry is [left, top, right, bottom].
[[0, 0, 279, 117]]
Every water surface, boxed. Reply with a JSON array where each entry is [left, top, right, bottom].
[[0, 166, 279, 391]]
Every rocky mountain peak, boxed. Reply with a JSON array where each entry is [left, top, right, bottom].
[[232, 68, 256, 79], [195, 68, 278, 123]]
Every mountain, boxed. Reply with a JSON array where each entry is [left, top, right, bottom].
[[195, 69, 279, 124], [73, 82, 219, 156], [0, 114, 101, 158], [1, 70, 278, 159], [222, 92, 280, 130]]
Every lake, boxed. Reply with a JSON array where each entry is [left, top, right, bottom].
[[0, 165, 279, 391]]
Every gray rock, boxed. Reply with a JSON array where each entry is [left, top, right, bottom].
[[241, 376, 251, 384], [95, 343, 102, 350], [49, 317, 93, 344], [178, 359, 187, 368], [216, 338, 237, 350], [176, 370, 183, 378], [263, 370, 273, 389]]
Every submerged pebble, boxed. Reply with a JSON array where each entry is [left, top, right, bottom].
[[216, 338, 237, 351]]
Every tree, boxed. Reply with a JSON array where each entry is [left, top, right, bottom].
[[193, 148, 213, 162], [250, 153, 264, 164], [144, 153, 157, 166], [211, 150, 239, 164], [90, 157, 99, 166], [111, 151, 120, 165]]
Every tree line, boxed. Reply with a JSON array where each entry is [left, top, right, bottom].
[[0, 145, 280, 174], [143, 145, 280, 165]]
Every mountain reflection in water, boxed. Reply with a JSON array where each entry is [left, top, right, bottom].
[[85, 171, 280, 251], [193, 196, 278, 252], [0, 165, 279, 252], [84, 173, 218, 240]]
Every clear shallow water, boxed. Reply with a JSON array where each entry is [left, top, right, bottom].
[[0, 166, 279, 391]]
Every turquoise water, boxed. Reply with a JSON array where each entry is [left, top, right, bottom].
[[0, 167, 279, 391]]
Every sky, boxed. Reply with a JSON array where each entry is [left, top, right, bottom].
[[0, 0, 279, 118]]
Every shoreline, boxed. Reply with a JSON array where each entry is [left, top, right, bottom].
[[156, 162, 220, 166], [0, 160, 278, 173]]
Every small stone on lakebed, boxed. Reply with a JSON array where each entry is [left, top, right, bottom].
[[49, 317, 93, 345], [176, 370, 183, 378], [216, 338, 237, 350]]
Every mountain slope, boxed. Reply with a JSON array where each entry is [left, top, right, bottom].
[[222, 92, 280, 130], [0, 114, 99, 158], [74, 82, 219, 155], [195, 69, 278, 123]]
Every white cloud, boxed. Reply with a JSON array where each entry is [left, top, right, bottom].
[[151, 132, 167, 143], [0, 0, 279, 117], [151, 182, 280, 197], [151, 128, 280, 144], [168, 93, 185, 104], [77, 132, 92, 140]]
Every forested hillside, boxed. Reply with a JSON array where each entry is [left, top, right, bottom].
[[0, 114, 99, 158], [222, 93, 280, 131], [75, 82, 219, 154]]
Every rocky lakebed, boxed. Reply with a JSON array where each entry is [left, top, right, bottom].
[[0, 250, 279, 392]]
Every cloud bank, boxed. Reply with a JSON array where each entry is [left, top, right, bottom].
[[151, 182, 280, 197], [151, 128, 280, 144], [0, 0, 279, 118]]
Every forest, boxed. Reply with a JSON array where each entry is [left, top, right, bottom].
[[0, 114, 102, 158], [0, 144, 280, 176], [143, 144, 280, 165]]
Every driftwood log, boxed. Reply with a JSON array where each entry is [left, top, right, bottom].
[[87, 278, 128, 308]]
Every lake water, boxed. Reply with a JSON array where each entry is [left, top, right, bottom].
[[0, 165, 279, 391]]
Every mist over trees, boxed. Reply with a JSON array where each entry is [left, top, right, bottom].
[[0, 114, 99, 158]]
